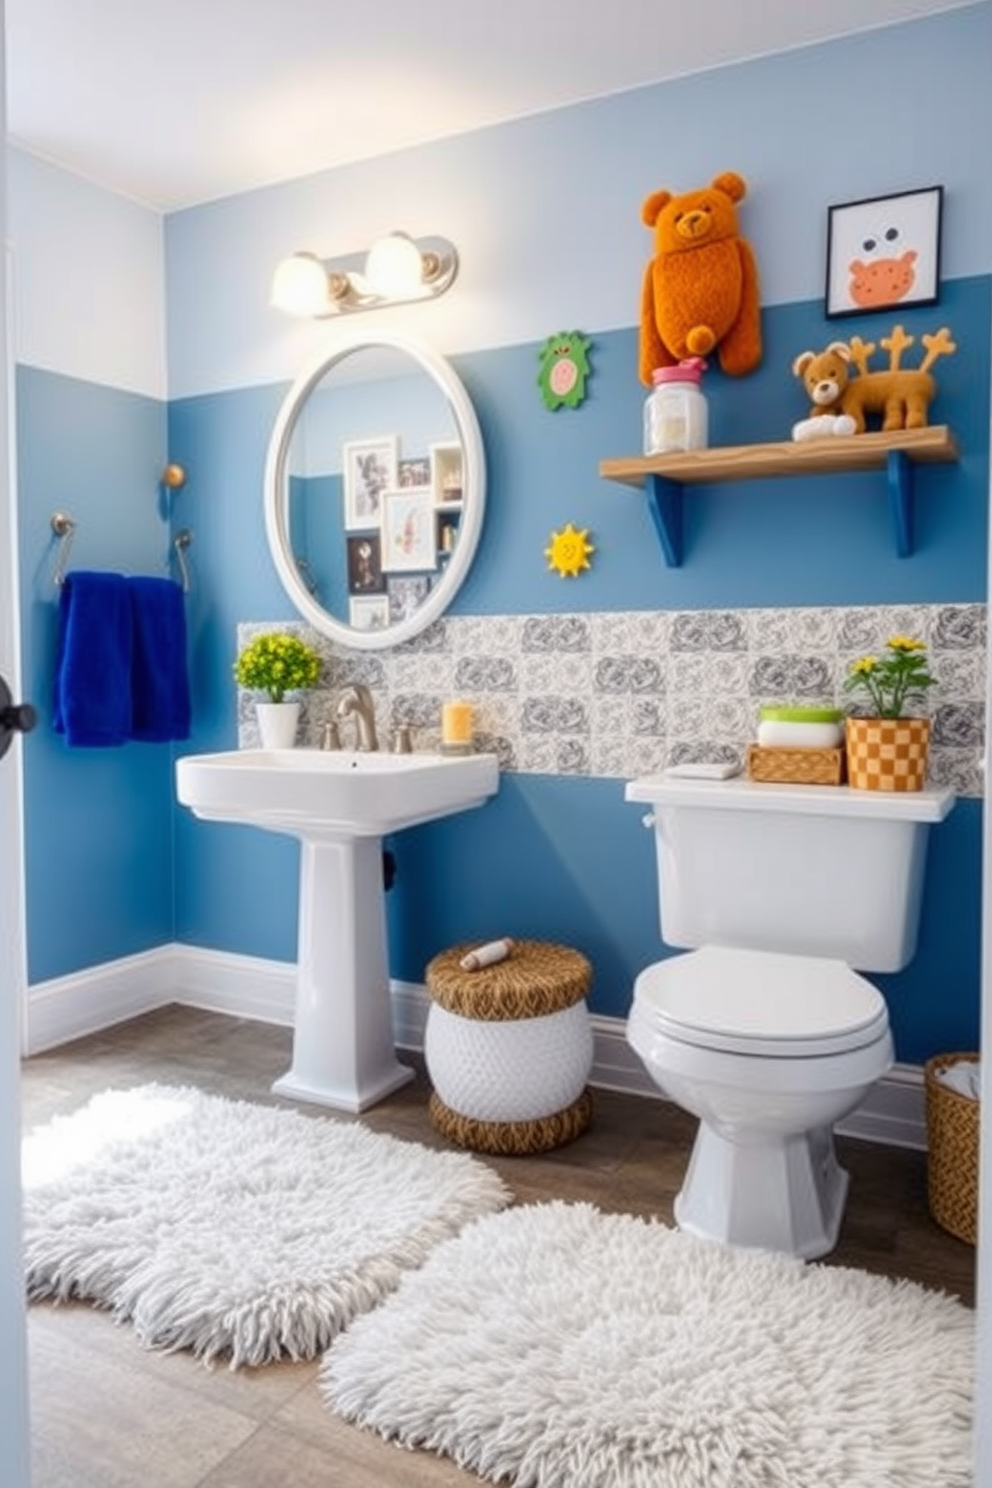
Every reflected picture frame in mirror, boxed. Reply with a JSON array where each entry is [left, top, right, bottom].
[[263, 329, 487, 651], [342, 434, 398, 530]]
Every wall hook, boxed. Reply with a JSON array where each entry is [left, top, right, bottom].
[[161, 463, 187, 491], [50, 511, 76, 586]]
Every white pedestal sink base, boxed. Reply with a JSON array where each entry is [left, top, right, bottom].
[[272, 1062, 414, 1114], [272, 835, 414, 1113], [176, 749, 500, 1114]]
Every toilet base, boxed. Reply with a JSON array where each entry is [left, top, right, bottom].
[[674, 1119, 849, 1259]]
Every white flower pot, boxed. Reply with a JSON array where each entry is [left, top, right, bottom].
[[256, 701, 301, 749]]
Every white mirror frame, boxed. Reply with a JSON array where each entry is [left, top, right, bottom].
[[263, 328, 486, 651]]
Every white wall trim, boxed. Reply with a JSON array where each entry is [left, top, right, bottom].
[[169, 943, 296, 1026], [24, 946, 178, 1054], [25, 944, 927, 1150]]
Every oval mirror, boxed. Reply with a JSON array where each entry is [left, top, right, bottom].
[[264, 328, 486, 650]]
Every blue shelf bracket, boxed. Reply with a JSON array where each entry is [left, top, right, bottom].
[[644, 473, 684, 567], [886, 449, 914, 558]]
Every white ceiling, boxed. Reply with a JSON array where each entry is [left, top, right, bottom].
[[5, 0, 975, 213]]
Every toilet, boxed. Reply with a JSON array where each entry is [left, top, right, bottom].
[[625, 773, 955, 1259]]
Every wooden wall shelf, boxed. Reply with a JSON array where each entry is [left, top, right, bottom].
[[599, 425, 958, 567]]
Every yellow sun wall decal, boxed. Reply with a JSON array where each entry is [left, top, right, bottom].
[[545, 523, 595, 578]]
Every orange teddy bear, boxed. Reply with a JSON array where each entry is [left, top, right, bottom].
[[639, 170, 763, 385]]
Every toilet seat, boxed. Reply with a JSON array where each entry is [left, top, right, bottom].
[[633, 946, 889, 1058]]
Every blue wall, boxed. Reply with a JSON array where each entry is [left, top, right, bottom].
[[17, 368, 174, 980], [165, 288, 989, 1064], [14, 5, 992, 1068]]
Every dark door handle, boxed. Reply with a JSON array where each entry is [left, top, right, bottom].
[[0, 673, 37, 761]]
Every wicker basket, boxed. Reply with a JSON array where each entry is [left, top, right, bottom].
[[746, 744, 845, 786], [424, 940, 594, 1155], [924, 1052, 980, 1245]]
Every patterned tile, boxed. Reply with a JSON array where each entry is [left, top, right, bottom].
[[670, 612, 713, 651], [630, 698, 666, 737], [790, 608, 838, 650], [517, 736, 557, 773], [933, 604, 986, 650], [521, 615, 591, 653], [932, 702, 984, 748], [932, 651, 986, 699], [454, 655, 516, 691], [453, 616, 522, 656], [590, 695, 630, 735], [668, 653, 711, 695], [593, 611, 668, 654], [747, 609, 792, 650], [236, 603, 987, 796], [628, 737, 668, 776], [556, 738, 590, 774], [707, 653, 750, 696], [589, 737, 634, 777]]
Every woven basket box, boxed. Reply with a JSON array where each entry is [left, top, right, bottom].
[[746, 744, 845, 786], [924, 1052, 979, 1246]]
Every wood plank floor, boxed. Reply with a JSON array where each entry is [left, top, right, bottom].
[[21, 1005, 976, 1488]]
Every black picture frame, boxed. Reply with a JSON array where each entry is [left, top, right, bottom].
[[825, 186, 943, 320], [346, 533, 385, 595]]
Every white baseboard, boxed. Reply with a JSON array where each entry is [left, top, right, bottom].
[[24, 947, 177, 1054], [169, 943, 297, 1025], [25, 944, 927, 1150]]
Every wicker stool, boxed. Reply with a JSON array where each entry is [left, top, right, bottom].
[[424, 939, 594, 1155]]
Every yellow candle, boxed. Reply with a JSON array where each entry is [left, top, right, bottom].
[[442, 700, 474, 749]]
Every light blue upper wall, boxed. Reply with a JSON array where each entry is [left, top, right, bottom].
[[165, 4, 992, 398], [7, 148, 167, 398]]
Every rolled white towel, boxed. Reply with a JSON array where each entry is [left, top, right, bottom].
[[935, 1059, 981, 1101]]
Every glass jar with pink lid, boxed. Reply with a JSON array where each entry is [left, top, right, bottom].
[[643, 356, 709, 455]]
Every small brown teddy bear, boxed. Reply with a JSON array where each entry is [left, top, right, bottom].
[[791, 325, 956, 440], [639, 170, 763, 385], [790, 343, 858, 441]]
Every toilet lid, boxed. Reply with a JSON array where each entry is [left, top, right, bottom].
[[633, 946, 889, 1057]]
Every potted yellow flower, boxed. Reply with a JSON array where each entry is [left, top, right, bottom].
[[233, 631, 321, 748], [842, 636, 935, 791]]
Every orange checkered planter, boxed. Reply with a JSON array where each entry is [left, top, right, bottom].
[[845, 716, 930, 792]]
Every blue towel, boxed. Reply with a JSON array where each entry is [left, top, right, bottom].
[[52, 571, 133, 747], [129, 576, 192, 742]]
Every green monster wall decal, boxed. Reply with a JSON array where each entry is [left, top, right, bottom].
[[537, 331, 593, 410]]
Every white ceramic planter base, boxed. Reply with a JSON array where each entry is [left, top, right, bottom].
[[256, 701, 300, 749], [272, 835, 415, 1112]]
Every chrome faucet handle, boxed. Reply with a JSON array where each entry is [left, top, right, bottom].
[[320, 718, 342, 751], [392, 724, 413, 754]]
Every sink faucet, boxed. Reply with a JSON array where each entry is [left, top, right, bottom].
[[336, 683, 379, 752]]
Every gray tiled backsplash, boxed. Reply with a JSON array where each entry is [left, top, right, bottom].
[[237, 603, 988, 796]]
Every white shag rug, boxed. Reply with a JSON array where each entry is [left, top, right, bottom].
[[22, 1084, 509, 1368], [322, 1201, 975, 1488]]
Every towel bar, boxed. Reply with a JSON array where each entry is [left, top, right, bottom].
[[49, 511, 195, 594]]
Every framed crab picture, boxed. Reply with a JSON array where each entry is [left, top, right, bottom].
[[825, 186, 942, 319]]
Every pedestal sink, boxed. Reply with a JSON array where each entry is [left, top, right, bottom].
[[176, 748, 500, 1111]]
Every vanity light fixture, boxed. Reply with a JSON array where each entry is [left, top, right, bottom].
[[270, 232, 458, 318]]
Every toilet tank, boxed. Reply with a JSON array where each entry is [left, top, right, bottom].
[[626, 776, 955, 973]]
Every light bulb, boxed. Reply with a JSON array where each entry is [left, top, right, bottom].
[[364, 233, 426, 298], [270, 252, 332, 316]]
